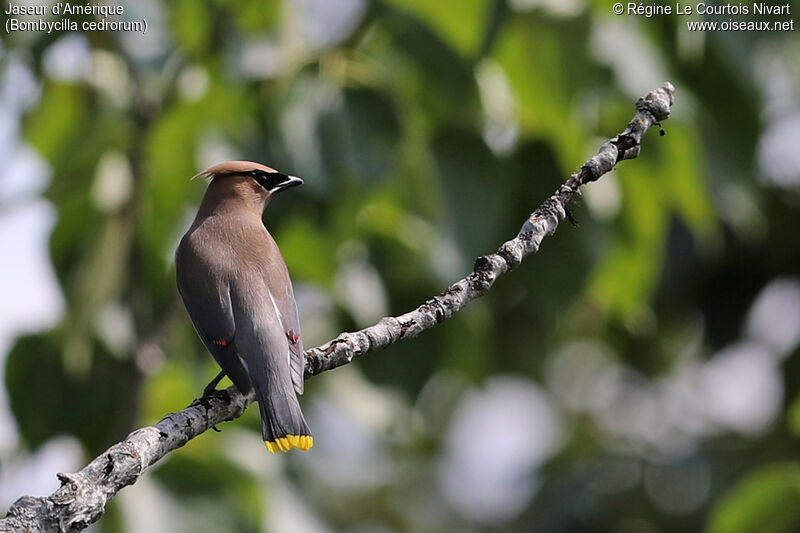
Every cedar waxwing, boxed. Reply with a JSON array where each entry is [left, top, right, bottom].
[[175, 161, 312, 453]]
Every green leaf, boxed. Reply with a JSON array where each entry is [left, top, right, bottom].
[[140, 358, 198, 426], [659, 121, 716, 236], [585, 141, 670, 322], [171, 0, 212, 56], [153, 452, 250, 497], [140, 77, 253, 314], [432, 129, 507, 260], [63, 214, 132, 372], [492, 13, 593, 169], [381, 0, 491, 58], [226, 0, 281, 34], [707, 463, 800, 533], [25, 82, 86, 163], [275, 216, 336, 286], [379, 7, 479, 124], [588, 238, 661, 322], [5, 333, 134, 454], [788, 394, 800, 437]]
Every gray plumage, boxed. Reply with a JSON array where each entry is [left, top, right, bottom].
[[175, 161, 311, 452]]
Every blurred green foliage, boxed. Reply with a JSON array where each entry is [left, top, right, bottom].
[[2, 0, 800, 532], [707, 463, 800, 533]]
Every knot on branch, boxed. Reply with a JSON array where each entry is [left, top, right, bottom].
[[305, 337, 355, 376], [581, 142, 618, 182], [536, 197, 567, 229], [497, 242, 522, 270], [469, 257, 497, 292], [399, 318, 417, 336], [558, 183, 579, 196], [637, 81, 675, 121], [50, 471, 106, 531], [55, 472, 81, 495], [422, 295, 453, 324], [304, 349, 323, 376], [4, 496, 56, 531], [614, 137, 641, 161]]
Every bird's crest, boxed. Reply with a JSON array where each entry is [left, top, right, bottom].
[[192, 160, 278, 180]]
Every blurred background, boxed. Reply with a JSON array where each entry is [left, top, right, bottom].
[[1, 0, 800, 531]]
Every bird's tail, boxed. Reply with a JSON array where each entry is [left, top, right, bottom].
[[255, 384, 313, 453]]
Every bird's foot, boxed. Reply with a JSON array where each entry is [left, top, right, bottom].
[[201, 370, 226, 398], [189, 371, 228, 408]]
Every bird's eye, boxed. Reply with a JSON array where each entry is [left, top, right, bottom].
[[249, 170, 269, 187], [248, 169, 302, 194], [250, 170, 283, 191]]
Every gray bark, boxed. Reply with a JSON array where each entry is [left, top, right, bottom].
[[0, 82, 675, 533]]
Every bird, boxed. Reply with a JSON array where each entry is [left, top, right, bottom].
[[175, 160, 312, 453]]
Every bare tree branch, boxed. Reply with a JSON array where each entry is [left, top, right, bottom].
[[0, 82, 675, 533]]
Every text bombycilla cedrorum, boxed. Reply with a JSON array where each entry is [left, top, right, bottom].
[[175, 161, 312, 453]]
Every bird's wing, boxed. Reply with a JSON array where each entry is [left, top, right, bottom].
[[285, 286, 305, 395], [176, 244, 251, 394], [229, 283, 311, 446], [265, 266, 305, 395]]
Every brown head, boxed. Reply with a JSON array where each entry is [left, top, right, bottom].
[[193, 161, 303, 216]]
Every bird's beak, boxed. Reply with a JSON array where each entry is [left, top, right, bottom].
[[272, 175, 304, 194]]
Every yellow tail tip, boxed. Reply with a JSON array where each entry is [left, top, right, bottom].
[[265, 435, 314, 453]]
